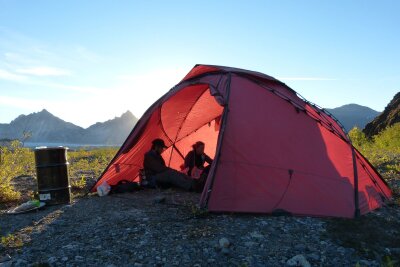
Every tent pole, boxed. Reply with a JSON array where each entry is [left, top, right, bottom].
[[351, 146, 361, 218]]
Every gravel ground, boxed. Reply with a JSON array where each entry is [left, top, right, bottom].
[[1, 186, 399, 267]]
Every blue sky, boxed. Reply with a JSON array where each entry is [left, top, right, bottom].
[[0, 0, 399, 127]]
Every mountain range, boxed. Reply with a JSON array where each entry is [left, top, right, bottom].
[[2, 93, 399, 146], [0, 109, 138, 146]]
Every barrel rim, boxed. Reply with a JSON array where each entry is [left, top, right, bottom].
[[34, 146, 69, 151]]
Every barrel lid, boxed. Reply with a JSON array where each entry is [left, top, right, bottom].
[[35, 146, 69, 151]]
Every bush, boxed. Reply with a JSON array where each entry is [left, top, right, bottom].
[[349, 124, 400, 174], [0, 141, 35, 203]]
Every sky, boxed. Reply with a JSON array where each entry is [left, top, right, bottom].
[[0, 0, 399, 128]]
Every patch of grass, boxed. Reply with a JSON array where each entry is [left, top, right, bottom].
[[71, 174, 87, 189], [382, 255, 395, 267], [0, 183, 21, 203], [0, 141, 34, 203], [189, 203, 208, 218], [1, 234, 24, 249]]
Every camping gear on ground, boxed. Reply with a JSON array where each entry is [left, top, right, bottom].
[[35, 146, 71, 205], [7, 200, 46, 214], [90, 64, 392, 218], [110, 180, 141, 194], [97, 181, 111, 196]]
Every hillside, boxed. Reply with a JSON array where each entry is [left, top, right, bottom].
[[326, 104, 380, 132], [363, 92, 400, 137], [0, 110, 138, 145], [81, 111, 137, 145]]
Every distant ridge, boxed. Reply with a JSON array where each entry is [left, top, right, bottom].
[[363, 92, 400, 137], [0, 100, 388, 145], [326, 104, 380, 132], [0, 109, 138, 145]]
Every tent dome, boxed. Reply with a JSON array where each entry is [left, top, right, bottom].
[[92, 64, 392, 218]]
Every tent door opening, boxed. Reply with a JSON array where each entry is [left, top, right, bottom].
[[158, 84, 224, 184]]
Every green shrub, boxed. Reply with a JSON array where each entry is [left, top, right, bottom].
[[1, 234, 24, 248], [349, 123, 400, 173], [0, 141, 35, 202]]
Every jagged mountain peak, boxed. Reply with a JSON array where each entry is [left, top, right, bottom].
[[121, 110, 135, 119], [0, 110, 138, 145]]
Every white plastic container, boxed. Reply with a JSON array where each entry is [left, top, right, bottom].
[[97, 182, 111, 196]]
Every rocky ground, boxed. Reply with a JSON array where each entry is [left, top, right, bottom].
[[0, 176, 399, 267]]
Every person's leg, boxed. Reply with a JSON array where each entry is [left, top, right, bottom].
[[140, 174, 157, 188], [202, 165, 211, 176], [194, 168, 210, 193], [154, 169, 194, 191]]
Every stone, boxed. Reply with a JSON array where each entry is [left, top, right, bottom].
[[63, 244, 78, 250], [286, 255, 311, 267], [307, 253, 320, 261], [61, 257, 69, 262], [0, 255, 11, 264], [221, 248, 230, 255], [13, 259, 28, 267], [154, 196, 166, 204], [134, 263, 143, 267], [219, 237, 230, 248], [0, 262, 12, 267], [47, 257, 57, 264], [294, 244, 306, 251], [75, 256, 84, 262], [359, 260, 378, 266], [244, 241, 257, 247], [250, 231, 264, 239]]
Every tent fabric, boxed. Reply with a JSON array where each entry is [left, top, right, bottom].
[[92, 64, 392, 218]]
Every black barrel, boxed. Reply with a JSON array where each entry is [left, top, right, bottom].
[[35, 147, 71, 205]]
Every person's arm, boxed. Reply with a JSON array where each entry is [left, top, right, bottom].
[[204, 154, 213, 165], [184, 151, 195, 168]]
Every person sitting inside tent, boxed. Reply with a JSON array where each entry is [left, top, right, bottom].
[[143, 138, 199, 191], [183, 141, 213, 179]]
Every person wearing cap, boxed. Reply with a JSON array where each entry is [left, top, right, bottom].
[[143, 138, 196, 191]]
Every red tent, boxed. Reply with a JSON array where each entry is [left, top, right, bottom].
[[92, 64, 392, 218]]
